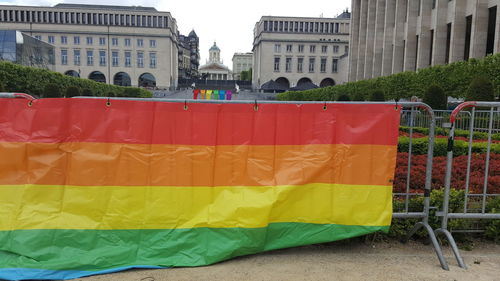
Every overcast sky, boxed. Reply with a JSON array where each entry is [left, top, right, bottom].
[[1, 0, 351, 69]]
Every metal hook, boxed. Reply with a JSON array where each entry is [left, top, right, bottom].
[[323, 101, 327, 111], [106, 97, 111, 107], [394, 98, 399, 111], [253, 99, 259, 111]]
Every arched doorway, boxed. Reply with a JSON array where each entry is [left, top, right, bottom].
[[275, 77, 290, 89], [88, 71, 106, 83], [297, 77, 313, 86], [320, 78, 336, 87], [138, 73, 156, 87], [65, 70, 80, 78], [113, 72, 131, 86]]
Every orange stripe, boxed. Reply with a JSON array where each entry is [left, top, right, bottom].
[[0, 142, 396, 186]]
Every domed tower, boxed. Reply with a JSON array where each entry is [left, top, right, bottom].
[[209, 41, 221, 63]]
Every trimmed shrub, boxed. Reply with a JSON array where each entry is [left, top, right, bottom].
[[43, 83, 61, 98], [424, 84, 447, 110], [65, 86, 81, 98], [370, 90, 385, 101], [352, 92, 365, 101], [82, 88, 93, 96], [337, 94, 350, 101], [106, 91, 116, 97], [466, 76, 495, 101], [123, 87, 142, 97]]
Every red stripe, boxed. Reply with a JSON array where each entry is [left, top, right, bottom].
[[0, 99, 400, 145]]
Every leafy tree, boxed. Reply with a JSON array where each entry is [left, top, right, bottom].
[[65, 86, 81, 98], [466, 76, 495, 101], [82, 88, 93, 96], [370, 90, 385, 101], [423, 84, 447, 110], [43, 83, 61, 98], [337, 94, 351, 101], [0, 81, 5, 92]]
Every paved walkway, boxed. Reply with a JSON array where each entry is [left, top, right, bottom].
[[153, 89, 278, 101]]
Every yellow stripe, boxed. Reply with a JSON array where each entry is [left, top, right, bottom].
[[0, 184, 392, 230]]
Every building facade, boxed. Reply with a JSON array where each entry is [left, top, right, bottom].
[[199, 42, 232, 80], [0, 30, 55, 70], [349, 0, 500, 82], [178, 30, 200, 80], [0, 3, 179, 88], [232, 52, 253, 80], [252, 12, 351, 90]]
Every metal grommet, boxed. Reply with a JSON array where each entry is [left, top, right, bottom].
[[254, 100, 259, 111], [106, 101, 111, 107], [184, 100, 188, 110], [27, 100, 33, 107], [323, 105, 327, 111]]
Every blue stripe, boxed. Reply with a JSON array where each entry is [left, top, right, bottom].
[[0, 265, 165, 280]]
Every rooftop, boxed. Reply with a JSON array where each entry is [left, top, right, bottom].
[[53, 3, 157, 12]]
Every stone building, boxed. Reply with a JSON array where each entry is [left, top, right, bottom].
[[0, 3, 179, 88], [0, 30, 55, 71], [199, 42, 232, 80], [252, 11, 351, 90], [178, 30, 199, 80], [348, 0, 500, 82], [232, 52, 253, 80]]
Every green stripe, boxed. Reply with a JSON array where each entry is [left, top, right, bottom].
[[0, 223, 388, 272]]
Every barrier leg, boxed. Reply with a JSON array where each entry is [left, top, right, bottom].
[[435, 228, 467, 269], [405, 222, 450, 271]]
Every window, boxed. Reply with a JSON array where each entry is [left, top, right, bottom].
[[321, 45, 327, 53], [74, 36, 80, 45], [308, 57, 315, 72], [320, 58, 326, 73], [125, 38, 131, 47], [150, 52, 157, 68], [333, 45, 339, 53], [285, 57, 292, 72], [274, 57, 280, 72], [310, 45, 316, 53], [432, 0, 436, 9], [429, 29, 434, 65], [99, 37, 105, 45], [486, 6, 497, 55], [332, 58, 338, 73], [137, 52, 144, 67], [87, 50, 93, 65], [74, 50, 80, 65], [150, 39, 156, 48], [464, 15, 472, 60], [48, 36, 55, 44], [286, 44, 292, 52], [298, 45, 304, 53], [61, 36, 67, 44], [445, 23, 452, 64], [86, 36, 93, 45], [112, 38, 118, 46], [99, 50, 106, 66], [61, 49, 68, 65], [112, 51, 119, 66], [274, 44, 281, 53], [137, 39, 143, 47], [297, 57, 303, 72], [125, 51, 131, 67]]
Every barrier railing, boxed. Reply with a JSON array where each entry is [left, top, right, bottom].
[[435, 101, 500, 269]]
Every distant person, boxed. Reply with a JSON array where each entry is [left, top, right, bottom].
[[193, 89, 199, 99], [226, 90, 232, 100], [219, 90, 225, 100], [235, 84, 240, 94]]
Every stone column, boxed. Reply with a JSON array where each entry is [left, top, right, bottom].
[[403, 0, 418, 72], [372, 0, 386, 78], [470, 0, 489, 58], [355, 0, 368, 80], [449, 0, 466, 63], [495, 4, 500, 54], [363, 0, 378, 79], [431, 0, 448, 66], [348, 0, 361, 81], [391, 0, 407, 74], [416, 0, 432, 69], [382, 0, 396, 76]]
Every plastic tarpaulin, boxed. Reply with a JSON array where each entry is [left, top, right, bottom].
[[0, 98, 401, 280]]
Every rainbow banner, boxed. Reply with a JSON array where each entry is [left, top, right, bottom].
[[0, 98, 400, 280]]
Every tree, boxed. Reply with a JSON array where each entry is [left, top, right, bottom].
[[0, 81, 5, 92], [43, 83, 61, 98], [466, 76, 495, 101], [423, 84, 447, 110], [65, 86, 81, 98], [337, 94, 351, 101], [370, 90, 385, 101]]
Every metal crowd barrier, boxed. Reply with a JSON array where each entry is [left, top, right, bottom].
[[435, 102, 500, 269], [1, 94, 449, 270]]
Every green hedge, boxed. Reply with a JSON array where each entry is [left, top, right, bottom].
[[400, 126, 500, 141], [398, 136, 500, 156], [277, 53, 500, 101], [0, 61, 152, 98]]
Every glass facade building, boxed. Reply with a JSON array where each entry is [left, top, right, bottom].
[[0, 30, 55, 70]]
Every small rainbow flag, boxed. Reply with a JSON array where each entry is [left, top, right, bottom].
[[0, 99, 400, 280]]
